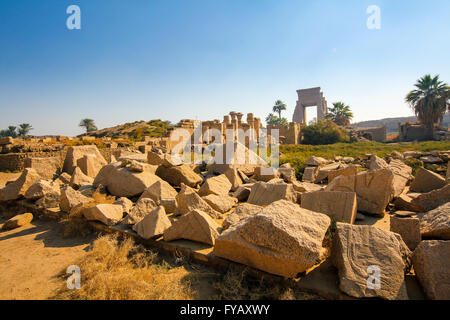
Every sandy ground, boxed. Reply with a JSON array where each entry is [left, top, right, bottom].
[[0, 216, 95, 300], [0, 172, 93, 299]]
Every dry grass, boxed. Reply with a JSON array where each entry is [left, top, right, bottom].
[[52, 234, 324, 300], [53, 235, 194, 300], [211, 267, 323, 300]]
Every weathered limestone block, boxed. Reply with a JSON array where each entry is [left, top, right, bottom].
[[410, 168, 446, 193], [2, 213, 33, 230], [70, 167, 94, 189], [314, 162, 341, 183], [305, 156, 327, 166], [411, 184, 450, 212], [94, 162, 162, 197], [25, 180, 60, 201], [156, 164, 203, 188], [326, 169, 394, 216], [214, 200, 331, 278], [369, 155, 388, 171], [390, 216, 421, 250], [139, 180, 178, 213], [292, 181, 323, 193], [76, 154, 104, 178], [302, 166, 318, 182], [202, 194, 237, 213], [0, 168, 41, 201], [252, 166, 280, 182], [24, 157, 60, 180], [163, 209, 220, 245], [232, 184, 253, 202], [147, 151, 164, 166], [224, 167, 243, 191], [133, 206, 172, 240], [393, 194, 423, 212], [247, 182, 296, 206], [123, 198, 157, 225], [301, 191, 357, 224], [420, 156, 443, 164], [327, 165, 358, 183], [412, 240, 450, 300], [176, 184, 221, 218], [82, 204, 123, 226], [198, 174, 232, 197], [278, 167, 296, 183], [54, 172, 71, 186], [63, 145, 107, 175], [332, 223, 411, 300], [388, 160, 413, 198], [114, 197, 133, 215], [222, 203, 262, 229], [60, 186, 92, 213], [419, 202, 450, 240]]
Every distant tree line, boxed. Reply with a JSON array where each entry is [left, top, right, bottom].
[[0, 124, 33, 138]]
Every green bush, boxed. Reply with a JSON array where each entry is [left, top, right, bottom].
[[404, 158, 423, 176], [301, 120, 349, 145]]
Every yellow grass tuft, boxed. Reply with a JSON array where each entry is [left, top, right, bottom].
[[53, 235, 194, 300]]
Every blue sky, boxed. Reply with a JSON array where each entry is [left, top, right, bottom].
[[1, 0, 449, 136]]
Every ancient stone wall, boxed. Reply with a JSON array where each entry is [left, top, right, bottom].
[[0, 147, 116, 172]]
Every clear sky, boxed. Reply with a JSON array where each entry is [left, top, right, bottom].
[[1, 0, 449, 136]]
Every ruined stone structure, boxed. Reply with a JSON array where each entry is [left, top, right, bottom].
[[169, 112, 301, 148], [292, 87, 328, 125], [352, 126, 387, 142], [398, 122, 449, 142]]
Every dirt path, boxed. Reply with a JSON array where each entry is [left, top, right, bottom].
[[0, 217, 95, 300]]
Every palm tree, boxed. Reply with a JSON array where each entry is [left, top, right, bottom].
[[18, 123, 33, 137], [272, 100, 287, 119], [79, 118, 97, 133], [326, 102, 354, 126], [7, 126, 17, 138], [406, 74, 450, 139]]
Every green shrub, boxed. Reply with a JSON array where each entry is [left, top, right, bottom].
[[404, 158, 423, 176], [301, 120, 349, 145]]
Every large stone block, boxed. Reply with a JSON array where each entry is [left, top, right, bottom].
[[164, 209, 220, 245], [132, 206, 172, 240], [82, 204, 123, 226], [214, 200, 331, 278], [24, 157, 61, 180], [419, 202, 450, 240], [247, 182, 296, 206], [138, 180, 178, 213], [176, 184, 221, 218], [63, 145, 107, 175], [410, 168, 446, 193], [94, 162, 162, 197], [0, 168, 41, 201], [412, 240, 450, 300], [390, 216, 421, 250], [411, 184, 450, 212], [332, 223, 411, 300], [156, 164, 203, 188], [198, 174, 232, 197], [326, 169, 394, 216], [301, 191, 357, 224]]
